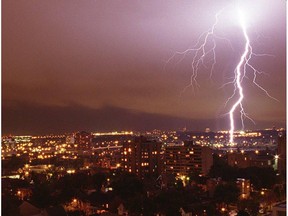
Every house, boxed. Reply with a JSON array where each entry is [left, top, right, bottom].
[[43, 206, 67, 216], [19, 201, 67, 216], [272, 201, 286, 216], [179, 207, 192, 216], [18, 201, 41, 216]]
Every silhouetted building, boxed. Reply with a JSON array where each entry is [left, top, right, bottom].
[[227, 152, 251, 168], [121, 136, 162, 177], [165, 141, 213, 176], [228, 150, 274, 168], [250, 152, 274, 168], [272, 201, 286, 216], [18, 201, 41, 216]]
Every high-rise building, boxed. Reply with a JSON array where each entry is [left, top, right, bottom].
[[121, 136, 162, 177], [164, 141, 213, 176], [66, 135, 75, 144], [74, 131, 92, 150], [277, 133, 286, 174], [236, 178, 251, 199]]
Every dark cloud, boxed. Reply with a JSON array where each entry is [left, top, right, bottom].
[[3, 102, 284, 136], [2, 0, 286, 135]]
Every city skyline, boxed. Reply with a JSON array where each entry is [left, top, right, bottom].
[[3, 0, 286, 135]]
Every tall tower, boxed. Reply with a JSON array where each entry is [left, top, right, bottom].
[[121, 136, 162, 177], [165, 141, 213, 176]]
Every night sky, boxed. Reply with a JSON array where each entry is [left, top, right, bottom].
[[3, 0, 286, 135]]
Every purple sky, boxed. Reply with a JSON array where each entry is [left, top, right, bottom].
[[3, 0, 286, 135]]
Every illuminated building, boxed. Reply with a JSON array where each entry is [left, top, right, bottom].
[[277, 134, 286, 174], [228, 151, 274, 168], [236, 178, 250, 199], [164, 141, 213, 176], [66, 135, 75, 144], [227, 152, 251, 168], [74, 131, 92, 149], [121, 136, 162, 177]]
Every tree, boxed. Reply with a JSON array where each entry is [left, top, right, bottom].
[[92, 173, 106, 191], [237, 210, 250, 216], [175, 179, 184, 190], [30, 182, 54, 208], [2, 193, 21, 216], [111, 173, 143, 200], [187, 169, 202, 184], [154, 190, 184, 216], [142, 197, 157, 216], [238, 167, 277, 189], [214, 183, 240, 205], [208, 155, 238, 182], [67, 210, 85, 216], [54, 174, 91, 204], [238, 199, 259, 216]]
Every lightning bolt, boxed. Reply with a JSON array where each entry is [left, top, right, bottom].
[[228, 8, 278, 144], [228, 9, 248, 144], [165, 8, 227, 95], [166, 4, 277, 144]]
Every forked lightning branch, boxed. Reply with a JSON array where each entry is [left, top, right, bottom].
[[166, 4, 277, 144]]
